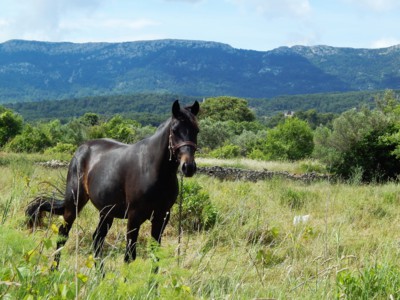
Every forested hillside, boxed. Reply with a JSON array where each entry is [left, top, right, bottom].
[[4, 90, 397, 122], [1, 39, 400, 102]]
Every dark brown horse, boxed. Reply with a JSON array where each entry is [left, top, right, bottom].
[[26, 100, 200, 269]]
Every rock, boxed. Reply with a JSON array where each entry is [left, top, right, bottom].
[[196, 166, 330, 182]]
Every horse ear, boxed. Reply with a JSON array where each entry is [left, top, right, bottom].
[[172, 100, 181, 118], [190, 101, 200, 116]]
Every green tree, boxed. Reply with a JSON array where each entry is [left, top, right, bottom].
[[231, 129, 268, 156], [264, 118, 314, 160], [332, 125, 400, 181], [314, 97, 400, 181], [6, 124, 52, 153], [81, 112, 100, 126], [0, 107, 23, 147], [198, 118, 234, 151], [200, 96, 255, 122], [295, 109, 337, 129]]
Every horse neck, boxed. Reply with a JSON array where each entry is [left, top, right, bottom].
[[148, 118, 178, 171]]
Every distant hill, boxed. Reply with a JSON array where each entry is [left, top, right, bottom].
[[6, 90, 395, 124], [1, 39, 400, 103]]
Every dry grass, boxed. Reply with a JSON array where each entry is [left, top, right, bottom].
[[1, 156, 400, 299]]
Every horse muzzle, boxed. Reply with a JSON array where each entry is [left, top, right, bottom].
[[179, 153, 197, 177]]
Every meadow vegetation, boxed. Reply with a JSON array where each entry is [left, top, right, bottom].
[[1, 154, 400, 299], [2, 92, 400, 298]]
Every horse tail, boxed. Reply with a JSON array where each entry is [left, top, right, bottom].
[[26, 196, 65, 229]]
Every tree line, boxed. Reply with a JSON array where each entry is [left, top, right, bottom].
[[5, 90, 396, 123], [1, 92, 400, 182]]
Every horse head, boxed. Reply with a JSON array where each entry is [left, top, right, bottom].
[[169, 100, 200, 177]]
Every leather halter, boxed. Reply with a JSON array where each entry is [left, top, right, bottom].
[[168, 126, 197, 161]]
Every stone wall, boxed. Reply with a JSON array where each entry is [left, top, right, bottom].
[[37, 160, 331, 182], [197, 166, 331, 183]]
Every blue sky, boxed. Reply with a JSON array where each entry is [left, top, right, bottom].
[[1, 0, 399, 51]]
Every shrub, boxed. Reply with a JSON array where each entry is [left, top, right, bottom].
[[0, 107, 23, 147], [44, 142, 77, 155], [264, 118, 314, 160], [200, 96, 255, 122], [198, 118, 234, 150], [5, 125, 52, 153], [248, 148, 268, 160], [337, 263, 400, 299], [231, 129, 267, 156], [171, 180, 218, 232], [331, 125, 400, 182], [209, 144, 241, 159], [279, 188, 307, 210], [315, 105, 400, 182]]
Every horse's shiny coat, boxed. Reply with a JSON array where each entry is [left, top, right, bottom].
[[26, 100, 200, 268]]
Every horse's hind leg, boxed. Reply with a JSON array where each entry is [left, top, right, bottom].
[[125, 210, 146, 263], [53, 167, 89, 270], [93, 214, 114, 270]]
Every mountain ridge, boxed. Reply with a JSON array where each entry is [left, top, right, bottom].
[[1, 39, 400, 103]]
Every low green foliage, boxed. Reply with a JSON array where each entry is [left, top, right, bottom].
[[2, 155, 400, 299], [337, 263, 400, 299], [171, 180, 217, 231], [199, 96, 255, 122], [314, 90, 400, 182], [208, 144, 241, 159], [279, 188, 307, 210], [0, 107, 23, 147], [264, 117, 314, 160], [44, 142, 76, 155]]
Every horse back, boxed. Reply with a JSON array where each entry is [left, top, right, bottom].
[[66, 139, 128, 210], [67, 137, 178, 219]]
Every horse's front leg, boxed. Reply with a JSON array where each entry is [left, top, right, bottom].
[[151, 210, 170, 244], [125, 211, 143, 263], [149, 211, 170, 272]]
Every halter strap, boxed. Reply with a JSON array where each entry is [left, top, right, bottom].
[[168, 127, 197, 161]]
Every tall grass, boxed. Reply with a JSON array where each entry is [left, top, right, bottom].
[[1, 154, 400, 299]]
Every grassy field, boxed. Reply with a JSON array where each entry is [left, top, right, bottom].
[[1, 153, 400, 299]]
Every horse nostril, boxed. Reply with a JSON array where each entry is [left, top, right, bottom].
[[181, 161, 197, 177]]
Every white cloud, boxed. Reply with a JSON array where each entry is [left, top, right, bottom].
[[284, 31, 320, 47], [58, 17, 160, 43], [371, 37, 400, 48], [1, 0, 106, 41], [343, 0, 400, 12], [230, 0, 312, 18], [164, 0, 203, 2], [61, 18, 159, 31]]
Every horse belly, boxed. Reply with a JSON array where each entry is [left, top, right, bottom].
[[87, 170, 128, 218]]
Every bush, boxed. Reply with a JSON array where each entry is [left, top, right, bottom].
[[200, 96, 255, 122], [0, 107, 23, 147], [331, 125, 400, 182], [44, 142, 76, 155], [264, 118, 314, 160], [209, 144, 241, 159], [6, 125, 52, 153], [171, 180, 218, 232], [248, 148, 268, 160], [314, 104, 400, 182], [231, 129, 267, 156], [198, 118, 234, 150], [279, 188, 306, 210], [337, 263, 400, 299]]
